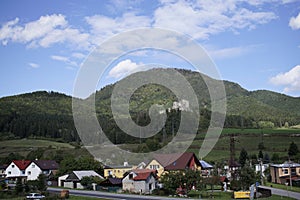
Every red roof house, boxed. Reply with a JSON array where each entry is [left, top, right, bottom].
[[5, 160, 31, 178], [146, 152, 201, 176], [122, 169, 157, 194]]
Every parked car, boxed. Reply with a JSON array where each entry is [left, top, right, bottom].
[[26, 193, 45, 199]]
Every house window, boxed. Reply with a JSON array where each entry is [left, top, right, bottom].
[[28, 171, 31, 175], [8, 171, 11, 175], [22, 170, 25, 175], [150, 165, 160, 169], [12, 165, 15, 168], [32, 164, 35, 168], [291, 168, 296, 176], [129, 174, 133, 179], [282, 169, 289, 174]]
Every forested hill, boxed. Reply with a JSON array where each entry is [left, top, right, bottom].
[[0, 91, 79, 142], [1, 68, 300, 142]]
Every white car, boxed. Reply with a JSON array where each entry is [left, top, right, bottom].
[[26, 193, 45, 199]]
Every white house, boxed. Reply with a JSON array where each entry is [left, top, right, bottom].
[[25, 160, 59, 180], [122, 169, 157, 194], [5, 160, 31, 179], [59, 170, 103, 189], [255, 163, 269, 177], [58, 174, 69, 187]]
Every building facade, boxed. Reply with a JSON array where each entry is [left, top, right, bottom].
[[270, 162, 300, 185], [122, 169, 157, 194]]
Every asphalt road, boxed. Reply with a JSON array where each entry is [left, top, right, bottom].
[[47, 187, 194, 200], [258, 186, 300, 200]]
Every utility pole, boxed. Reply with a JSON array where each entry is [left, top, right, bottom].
[[289, 163, 292, 190], [259, 158, 264, 186], [229, 134, 237, 180]]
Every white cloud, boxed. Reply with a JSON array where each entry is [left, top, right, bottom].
[[208, 47, 249, 59], [108, 59, 142, 78], [28, 62, 39, 68], [0, 1, 283, 51], [208, 45, 259, 59], [51, 55, 78, 67], [289, 12, 300, 30], [85, 12, 151, 44], [51, 55, 69, 62], [0, 14, 91, 49], [105, 0, 142, 14], [153, 0, 277, 40], [270, 65, 300, 93], [72, 52, 86, 59]]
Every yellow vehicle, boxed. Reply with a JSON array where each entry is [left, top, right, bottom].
[[234, 191, 250, 199]]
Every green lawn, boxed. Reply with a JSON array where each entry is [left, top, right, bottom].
[[188, 128, 300, 162], [0, 196, 109, 200], [1, 128, 300, 163], [266, 182, 300, 193], [69, 195, 110, 200], [191, 191, 295, 200], [0, 138, 90, 159], [0, 139, 74, 149]]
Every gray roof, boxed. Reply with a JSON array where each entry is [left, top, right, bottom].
[[199, 160, 213, 169], [33, 160, 59, 170], [73, 170, 103, 180], [104, 165, 132, 169], [271, 162, 300, 168]]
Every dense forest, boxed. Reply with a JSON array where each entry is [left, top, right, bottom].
[[0, 68, 300, 144]]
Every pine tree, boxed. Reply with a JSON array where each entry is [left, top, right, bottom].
[[288, 141, 299, 158], [239, 148, 248, 167], [258, 150, 264, 160]]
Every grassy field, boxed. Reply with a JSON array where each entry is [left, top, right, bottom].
[[0, 128, 300, 163], [3, 192, 292, 200], [69, 195, 110, 200], [190, 191, 295, 200], [0, 138, 92, 159], [189, 128, 300, 162], [0, 195, 110, 200], [266, 182, 300, 193]]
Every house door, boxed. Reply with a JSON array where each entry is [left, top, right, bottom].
[[73, 182, 77, 189]]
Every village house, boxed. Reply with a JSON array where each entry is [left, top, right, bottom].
[[58, 170, 103, 189], [99, 177, 122, 192], [25, 160, 59, 181], [5, 160, 31, 180], [255, 163, 269, 177], [199, 160, 213, 176], [5, 160, 59, 182], [145, 152, 201, 177], [122, 169, 157, 194], [103, 162, 132, 178], [270, 162, 300, 185]]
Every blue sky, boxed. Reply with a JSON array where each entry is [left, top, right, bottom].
[[1, 0, 300, 98]]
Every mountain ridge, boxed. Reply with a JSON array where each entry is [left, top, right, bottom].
[[0, 68, 300, 142]]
